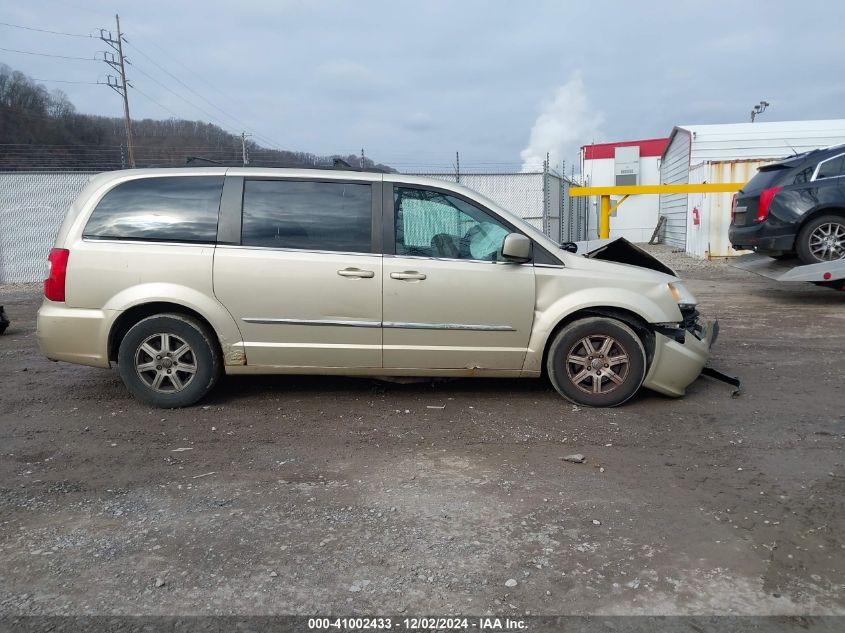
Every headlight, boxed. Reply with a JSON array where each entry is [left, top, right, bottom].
[[668, 282, 697, 307]]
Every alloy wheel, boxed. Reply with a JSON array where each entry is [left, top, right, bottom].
[[134, 332, 198, 393], [565, 334, 630, 395], [808, 221, 845, 261]]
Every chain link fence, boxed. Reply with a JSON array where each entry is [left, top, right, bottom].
[[0, 172, 95, 283], [408, 171, 589, 244], [0, 169, 590, 283], [411, 172, 546, 232], [561, 176, 590, 243]]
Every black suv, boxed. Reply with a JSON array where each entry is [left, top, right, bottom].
[[729, 144, 845, 264]]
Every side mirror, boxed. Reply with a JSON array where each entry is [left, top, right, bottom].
[[501, 233, 531, 262], [560, 241, 579, 253]]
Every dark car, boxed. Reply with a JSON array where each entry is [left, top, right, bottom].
[[729, 145, 845, 264]]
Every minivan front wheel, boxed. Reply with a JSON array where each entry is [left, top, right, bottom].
[[796, 214, 845, 264], [546, 317, 646, 407], [118, 314, 221, 408]]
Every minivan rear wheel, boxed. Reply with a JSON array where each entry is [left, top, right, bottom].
[[117, 314, 221, 408], [796, 214, 845, 264], [546, 317, 647, 407]]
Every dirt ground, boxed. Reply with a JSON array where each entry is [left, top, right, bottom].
[[0, 246, 843, 618]]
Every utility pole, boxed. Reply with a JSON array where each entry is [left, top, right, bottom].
[[100, 15, 135, 167], [360, 148, 366, 169], [455, 151, 460, 183], [241, 132, 251, 165]]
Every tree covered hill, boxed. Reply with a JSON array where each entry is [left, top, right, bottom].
[[0, 64, 392, 172]]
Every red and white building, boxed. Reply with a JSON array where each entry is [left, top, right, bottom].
[[579, 138, 668, 242]]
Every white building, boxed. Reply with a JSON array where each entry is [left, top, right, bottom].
[[580, 138, 668, 242], [659, 119, 845, 258]]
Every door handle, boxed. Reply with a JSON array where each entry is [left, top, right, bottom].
[[390, 271, 427, 281], [337, 268, 375, 279]]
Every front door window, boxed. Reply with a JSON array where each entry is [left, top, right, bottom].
[[394, 187, 511, 261]]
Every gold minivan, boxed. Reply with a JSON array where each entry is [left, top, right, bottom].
[[37, 167, 717, 408]]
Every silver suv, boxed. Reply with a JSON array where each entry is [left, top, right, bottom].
[[37, 167, 716, 408]]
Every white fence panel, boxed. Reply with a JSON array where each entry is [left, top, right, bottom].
[[0, 172, 93, 283]]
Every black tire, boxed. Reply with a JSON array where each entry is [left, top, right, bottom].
[[117, 313, 221, 408], [546, 317, 647, 407], [796, 214, 845, 265]]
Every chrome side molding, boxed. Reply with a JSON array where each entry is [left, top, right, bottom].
[[383, 321, 514, 331], [242, 318, 514, 332], [242, 317, 381, 328]]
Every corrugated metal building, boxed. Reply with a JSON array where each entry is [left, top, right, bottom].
[[658, 119, 845, 257]]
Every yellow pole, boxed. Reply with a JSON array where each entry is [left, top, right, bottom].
[[599, 195, 611, 239]]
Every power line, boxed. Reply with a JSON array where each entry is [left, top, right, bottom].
[[129, 84, 182, 120], [1, 21, 283, 152], [126, 60, 246, 137], [122, 38, 284, 150], [98, 24, 254, 147], [0, 20, 93, 38], [0, 25, 354, 162], [123, 38, 282, 149], [0, 148, 230, 153], [31, 78, 101, 84], [0, 46, 97, 61]]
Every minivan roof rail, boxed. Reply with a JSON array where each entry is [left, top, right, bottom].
[[184, 156, 225, 166], [177, 156, 392, 173]]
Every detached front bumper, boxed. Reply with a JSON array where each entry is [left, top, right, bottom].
[[643, 318, 717, 397]]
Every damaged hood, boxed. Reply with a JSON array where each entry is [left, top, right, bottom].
[[571, 238, 676, 277]]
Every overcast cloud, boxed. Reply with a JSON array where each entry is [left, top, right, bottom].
[[1, 0, 843, 171]]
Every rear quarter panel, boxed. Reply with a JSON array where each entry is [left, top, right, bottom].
[[769, 182, 845, 231], [63, 240, 244, 363]]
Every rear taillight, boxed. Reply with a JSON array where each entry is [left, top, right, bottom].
[[44, 248, 69, 301], [756, 186, 783, 223], [730, 193, 737, 223]]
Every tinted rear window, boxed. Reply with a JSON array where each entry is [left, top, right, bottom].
[[241, 180, 372, 253], [743, 167, 789, 193], [84, 176, 224, 243]]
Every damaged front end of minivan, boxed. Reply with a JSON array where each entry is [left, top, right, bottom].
[[578, 237, 739, 396], [528, 238, 732, 399]]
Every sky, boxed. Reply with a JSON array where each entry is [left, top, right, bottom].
[[1, 0, 843, 172]]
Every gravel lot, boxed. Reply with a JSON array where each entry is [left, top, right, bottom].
[[0, 246, 843, 617]]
